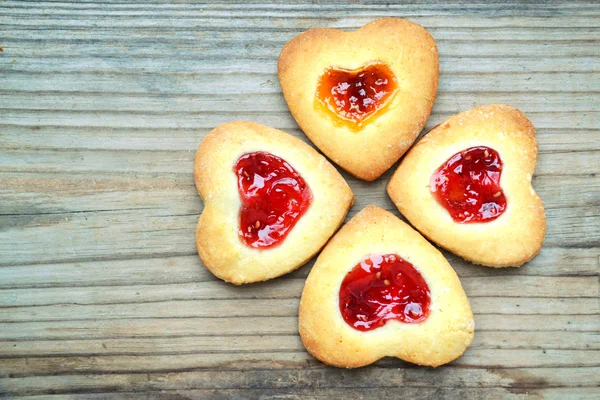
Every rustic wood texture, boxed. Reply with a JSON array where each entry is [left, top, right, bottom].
[[0, 1, 598, 399]]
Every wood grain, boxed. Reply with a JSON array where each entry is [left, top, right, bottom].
[[1, 1, 599, 398]]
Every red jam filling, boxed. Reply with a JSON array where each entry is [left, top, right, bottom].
[[339, 254, 431, 331], [430, 146, 507, 223], [316, 62, 397, 129], [234, 151, 312, 249]]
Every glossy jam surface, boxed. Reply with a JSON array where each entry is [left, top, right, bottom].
[[316, 62, 398, 128], [339, 254, 431, 331], [234, 152, 312, 249], [430, 146, 507, 223]]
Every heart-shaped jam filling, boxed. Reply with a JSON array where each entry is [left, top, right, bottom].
[[316, 62, 398, 129], [339, 253, 430, 331], [234, 151, 312, 249], [430, 146, 507, 223]]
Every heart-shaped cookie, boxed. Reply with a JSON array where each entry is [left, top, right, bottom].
[[195, 122, 354, 284], [299, 205, 473, 368], [387, 105, 546, 267], [278, 18, 439, 181]]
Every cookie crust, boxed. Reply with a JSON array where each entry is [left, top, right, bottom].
[[195, 122, 354, 284], [278, 18, 439, 181], [299, 205, 474, 368], [387, 104, 546, 267]]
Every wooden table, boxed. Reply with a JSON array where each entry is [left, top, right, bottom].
[[1, 1, 598, 399]]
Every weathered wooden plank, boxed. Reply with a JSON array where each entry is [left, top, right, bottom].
[[0, 113, 597, 144], [1, 171, 596, 208], [1, 368, 599, 398], [0, 332, 595, 364], [2, 36, 600, 59], [1, 126, 598, 157], [0, 211, 199, 267], [1, 71, 598, 96], [0, 1, 596, 15], [0, 246, 596, 290], [10, 388, 600, 400], [1, 353, 599, 388], [0, 299, 298, 322], [0, 313, 596, 343], [0, 147, 597, 176], [0, 373, 582, 400], [1, 23, 599, 42], [0, 330, 596, 362], [1, 13, 599, 30], [1, 111, 595, 136], [1, 55, 598, 75], [1, 357, 598, 391], [0, 172, 595, 212], [2, 295, 599, 323], [1, 275, 597, 309], [3, 92, 598, 116], [0, 0, 595, 8], [1, 210, 596, 266]]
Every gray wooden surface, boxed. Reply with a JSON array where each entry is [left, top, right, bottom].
[[0, 1, 599, 399]]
